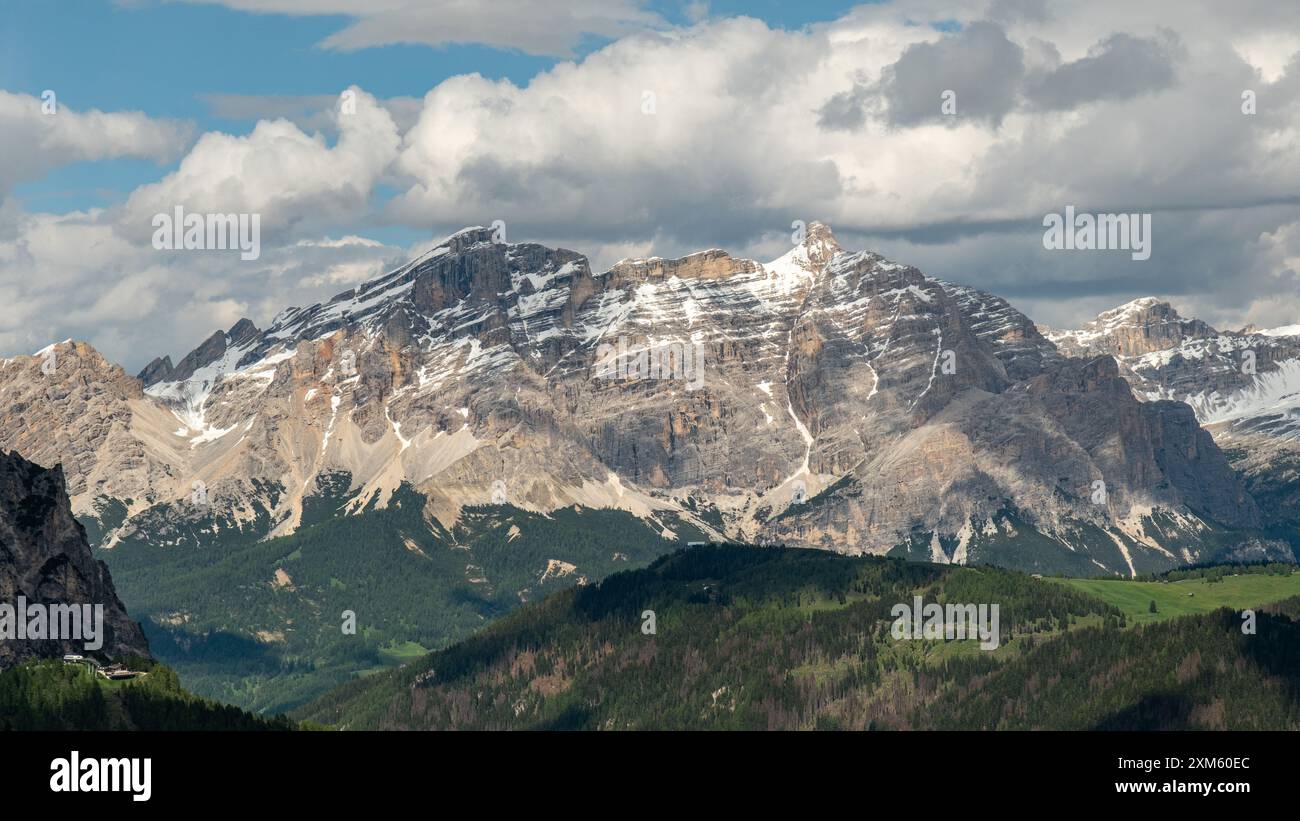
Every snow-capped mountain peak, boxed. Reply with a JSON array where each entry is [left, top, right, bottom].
[[1043, 297, 1300, 534], [1, 227, 1289, 578]]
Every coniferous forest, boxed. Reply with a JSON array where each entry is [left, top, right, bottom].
[[294, 546, 1300, 730], [0, 659, 294, 731]]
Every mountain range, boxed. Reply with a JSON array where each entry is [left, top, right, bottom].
[[0, 222, 1294, 709]]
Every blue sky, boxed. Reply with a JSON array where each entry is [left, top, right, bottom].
[[4, 0, 863, 215], [5, 0, 550, 213]]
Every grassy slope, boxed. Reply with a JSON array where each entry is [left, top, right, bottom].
[[1052, 571, 1300, 624]]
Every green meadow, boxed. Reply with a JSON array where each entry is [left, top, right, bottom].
[[1051, 571, 1300, 624]]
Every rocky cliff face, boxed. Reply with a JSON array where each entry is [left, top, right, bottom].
[[0, 450, 150, 665], [1043, 298, 1300, 529], [0, 225, 1287, 578], [1044, 297, 1217, 359], [1046, 300, 1300, 442]]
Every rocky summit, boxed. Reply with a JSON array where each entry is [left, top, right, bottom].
[[0, 225, 1291, 579], [1043, 298, 1300, 533]]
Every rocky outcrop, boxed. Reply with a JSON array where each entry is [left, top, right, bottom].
[[0, 450, 150, 665], [136, 355, 174, 385]]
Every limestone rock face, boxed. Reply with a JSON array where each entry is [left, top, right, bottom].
[[136, 355, 175, 386], [0, 450, 150, 665], [0, 225, 1286, 577], [1044, 298, 1300, 528], [1043, 297, 1217, 359]]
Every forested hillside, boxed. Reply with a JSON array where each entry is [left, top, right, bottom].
[[99, 479, 700, 714], [296, 546, 1300, 730]]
